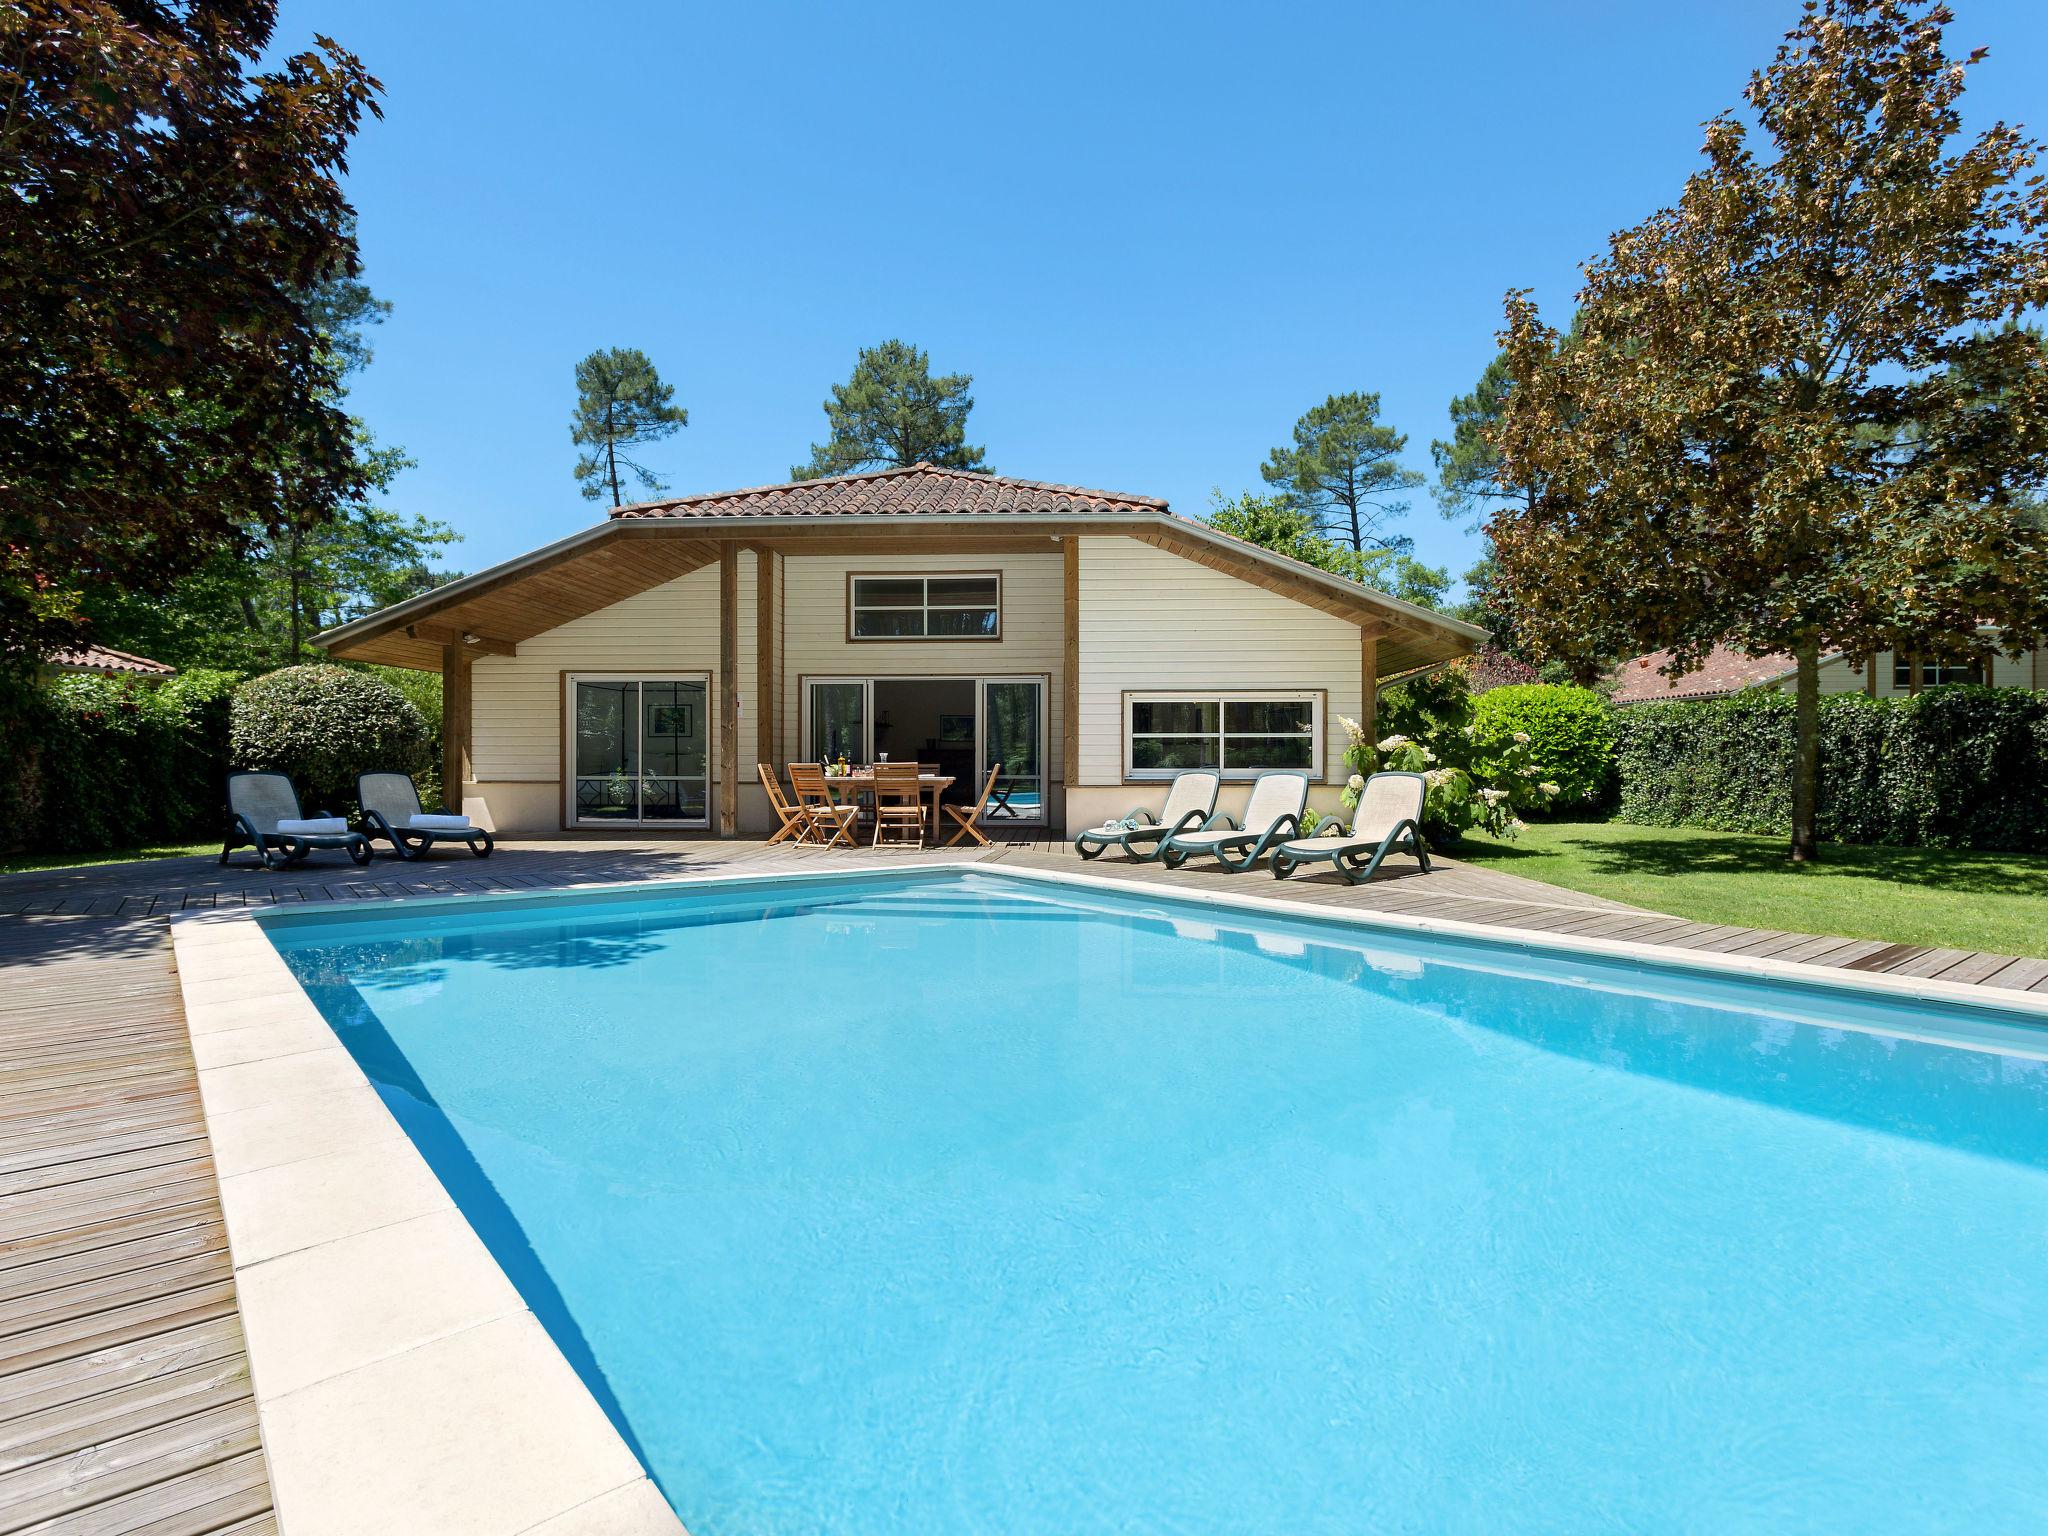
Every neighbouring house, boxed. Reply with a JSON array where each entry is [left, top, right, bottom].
[[1611, 637, 2048, 705], [43, 644, 177, 679], [314, 464, 1484, 837]]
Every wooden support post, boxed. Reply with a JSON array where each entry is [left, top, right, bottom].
[[755, 547, 780, 768], [441, 643, 472, 816], [719, 543, 740, 837], [1062, 537, 1080, 791], [1360, 628, 1379, 757]]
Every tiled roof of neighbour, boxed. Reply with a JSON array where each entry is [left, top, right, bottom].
[[46, 644, 176, 676], [608, 462, 1170, 521], [1611, 644, 1793, 704]]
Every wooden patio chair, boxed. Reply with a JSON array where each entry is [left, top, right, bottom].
[[788, 763, 858, 849], [758, 763, 814, 846], [942, 762, 1002, 848], [869, 762, 926, 848]]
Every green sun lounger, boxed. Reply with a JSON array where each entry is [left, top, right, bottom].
[[220, 770, 371, 870], [1158, 771, 1311, 873], [1073, 770, 1222, 862], [1270, 771, 1431, 885], [358, 772, 495, 861]]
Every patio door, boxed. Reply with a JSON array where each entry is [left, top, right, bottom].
[[805, 678, 871, 762], [568, 674, 710, 827], [979, 677, 1045, 826]]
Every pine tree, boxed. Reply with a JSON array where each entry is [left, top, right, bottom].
[[794, 340, 987, 480], [571, 348, 689, 506], [1260, 393, 1422, 553]]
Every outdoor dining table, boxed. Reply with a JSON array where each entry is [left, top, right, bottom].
[[818, 769, 956, 838]]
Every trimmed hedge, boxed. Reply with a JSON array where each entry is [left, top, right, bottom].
[[1612, 686, 2048, 851], [231, 665, 434, 812], [1470, 683, 1615, 807], [0, 669, 241, 854]]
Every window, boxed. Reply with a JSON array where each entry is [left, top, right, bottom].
[[1124, 693, 1321, 781], [567, 675, 709, 825], [1892, 654, 1984, 689], [849, 573, 1000, 640]]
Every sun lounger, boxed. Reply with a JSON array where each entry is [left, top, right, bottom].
[[1270, 771, 1430, 884], [357, 772, 494, 860], [1158, 771, 1311, 873], [221, 770, 371, 870], [1073, 770, 1222, 862]]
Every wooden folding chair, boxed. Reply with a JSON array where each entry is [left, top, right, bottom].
[[869, 762, 926, 848], [789, 763, 858, 849], [758, 764, 814, 846], [943, 762, 1002, 848]]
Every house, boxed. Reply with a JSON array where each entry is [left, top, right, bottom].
[[1611, 638, 2048, 705], [314, 464, 1484, 837], [43, 644, 176, 679]]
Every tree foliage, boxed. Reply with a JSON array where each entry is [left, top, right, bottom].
[[1260, 392, 1422, 553], [1205, 491, 1449, 608], [0, 1, 382, 666], [76, 254, 456, 669], [793, 340, 987, 480], [1490, 0, 2048, 860], [571, 347, 689, 506]]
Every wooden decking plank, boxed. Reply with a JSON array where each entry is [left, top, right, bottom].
[[0, 1221, 226, 1310], [0, 1399, 260, 1529], [0, 1317, 246, 1420], [0, 1278, 241, 1379], [19, 1448, 272, 1536], [0, 1355, 252, 1475], [1927, 948, 2030, 986], [0, 1250, 232, 1340], [1980, 956, 2048, 992]]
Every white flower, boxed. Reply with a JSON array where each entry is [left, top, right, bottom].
[[1425, 767, 1451, 787], [1518, 767, 1538, 777], [1539, 781, 1561, 797], [1509, 817, 1527, 832], [1347, 773, 1365, 791], [1377, 733, 1410, 751], [1461, 724, 1476, 739], [1512, 731, 1532, 745], [1336, 714, 1366, 743], [1478, 787, 1509, 805], [1418, 746, 1438, 765]]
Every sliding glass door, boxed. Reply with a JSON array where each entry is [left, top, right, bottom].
[[980, 678, 1044, 824], [807, 679, 869, 763], [569, 675, 709, 826]]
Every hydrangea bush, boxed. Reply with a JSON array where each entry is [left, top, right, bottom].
[[1335, 714, 1558, 843]]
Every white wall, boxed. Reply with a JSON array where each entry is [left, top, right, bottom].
[[466, 555, 765, 834], [1073, 536, 1363, 813]]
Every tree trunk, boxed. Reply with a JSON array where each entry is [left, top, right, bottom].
[[605, 401, 621, 507], [1789, 636, 1821, 863]]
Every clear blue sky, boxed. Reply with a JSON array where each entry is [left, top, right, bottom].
[[275, 0, 2048, 588]]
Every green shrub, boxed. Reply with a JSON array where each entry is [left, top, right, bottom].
[[1470, 683, 1616, 808], [0, 667, 243, 853], [231, 664, 433, 812], [1611, 686, 2048, 851]]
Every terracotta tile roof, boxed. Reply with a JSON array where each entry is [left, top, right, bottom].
[[607, 462, 1169, 521], [46, 643, 176, 676], [1610, 644, 1793, 704]]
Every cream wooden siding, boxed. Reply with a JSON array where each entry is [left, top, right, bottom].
[[470, 555, 756, 808], [1779, 646, 2041, 699], [778, 551, 1064, 762], [1074, 535, 1361, 786]]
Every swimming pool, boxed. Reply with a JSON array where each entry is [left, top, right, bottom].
[[263, 868, 2048, 1534]]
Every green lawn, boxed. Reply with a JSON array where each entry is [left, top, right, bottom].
[[0, 841, 216, 876], [1452, 820, 2048, 960]]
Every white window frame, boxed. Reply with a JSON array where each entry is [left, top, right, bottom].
[[847, 571, 1002, 641], [562, 672, 713, 829], [1122, 690, 1323, 783]]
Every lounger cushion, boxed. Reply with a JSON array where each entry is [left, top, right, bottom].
[[276, 817, 348, 836], [406, 813, 473, 831], [1166, 827, 1247, 850]]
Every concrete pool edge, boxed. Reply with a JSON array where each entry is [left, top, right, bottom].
[[168, 858, 2048, 1532], [167, 908, 687, 1536]]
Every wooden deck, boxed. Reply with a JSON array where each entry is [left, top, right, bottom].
[[0, 917, 274, 1536], [0, 829, 2042, 1534]]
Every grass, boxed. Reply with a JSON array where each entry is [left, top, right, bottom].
[[0, 841, 215, 876], [1452, 819, 2048, 960]]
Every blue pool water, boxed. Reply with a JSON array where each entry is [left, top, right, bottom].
[[267, 870, 2048, 1535]]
